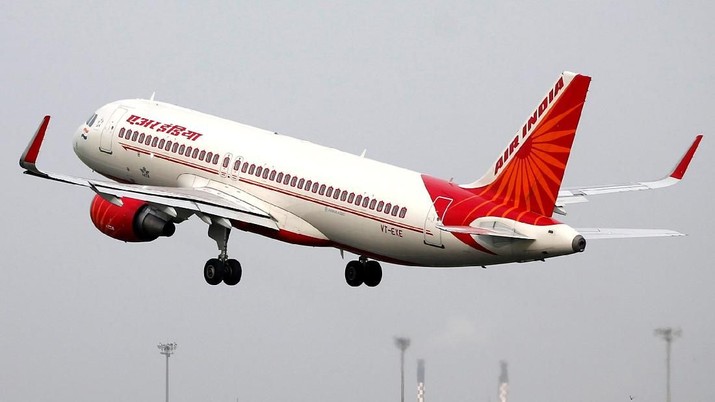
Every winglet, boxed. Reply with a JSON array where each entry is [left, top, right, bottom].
[[19, 115, 51, 175], [669, 134, 702, 180]]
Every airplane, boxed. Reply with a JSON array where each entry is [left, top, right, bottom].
[[19, 72, 702, 287]]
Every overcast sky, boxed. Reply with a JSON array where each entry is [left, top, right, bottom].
[[1, 1, 713, 401]]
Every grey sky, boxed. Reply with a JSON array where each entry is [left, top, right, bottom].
[[1, 1, 713, 401]]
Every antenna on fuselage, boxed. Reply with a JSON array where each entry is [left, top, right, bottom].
[[360, 149, 367, 158], [150, 91, 156, 102]]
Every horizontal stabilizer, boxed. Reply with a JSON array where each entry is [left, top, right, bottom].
[[576, 228, 684, 239]]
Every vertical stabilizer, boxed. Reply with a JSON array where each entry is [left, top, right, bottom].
[[463, 72, 591, 217]]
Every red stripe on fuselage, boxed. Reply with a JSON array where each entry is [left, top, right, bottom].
[[120, 143, 219, 175], [118, 143, 424, 235], [240, 177, 424, 234]]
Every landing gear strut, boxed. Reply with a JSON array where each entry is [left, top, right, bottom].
[[204, 222, 242, 286], [345, 256, 382, 287]]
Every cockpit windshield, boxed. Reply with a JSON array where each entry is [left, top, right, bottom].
[[86, 113, 98, 127]]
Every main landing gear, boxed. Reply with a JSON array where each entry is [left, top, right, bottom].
[[203, 222, 242, 286], [344, 256, 382, 287]]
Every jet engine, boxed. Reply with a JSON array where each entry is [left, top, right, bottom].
[[89, 194, 175, 242]]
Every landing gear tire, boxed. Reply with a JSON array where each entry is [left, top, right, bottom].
[[223, 259, 242, 286], [363, 260, 382, 287], [204, 258, 224, 285], [345, 260, 364, 287]]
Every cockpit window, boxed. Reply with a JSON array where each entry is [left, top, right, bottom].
[[86, 114, 98, 127]]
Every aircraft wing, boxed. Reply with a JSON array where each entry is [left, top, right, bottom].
[[19, 116, 278, 230], [555, 135, 702, 214]]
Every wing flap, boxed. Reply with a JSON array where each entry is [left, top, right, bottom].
[[90, 181, 277, 229]]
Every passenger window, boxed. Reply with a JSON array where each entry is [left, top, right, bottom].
[[333, 188, 341, 200], [138, 133, 145, 143], [376, 201, 384, 212], [132, 131, 139, 141], [355, 195, 362, 205], [284, 174, 291, 185], [158, 139, 165, 149], [347, 193, 355, 203], [165, 141, 172, 151], [340, 191, 347, 201], [172, 143, 179, 153], [234, 160, 241, 171], [384, 203, 392, 214], [262, 169, 270, 179], [222, 157, 230, 168], [311, 182, 319, 193], [305, 180, 312, 190], [186, 146, 193, 156], [118, 128, 125, 138], [290, 176, 297, 187], [179, 144, 186, 154], [241, 162, 249, 173], [212, 154, 219, 165], [298, 178, 305, 188], [206, 152, 213, 162], [145, 135, 152, 145], [391, 205, 399, 216], [192, 148, 199, 159], [399, 207, 407, 218], [326, 186, 333, 198], [276, 172, 283, 182], [362, 197, 370, 208], [152, 137, 158, 147], [369, 199, 376, 210], [319, 184, 326, 195], [248, 164, 256, 174], [256, 167, 263, 177]]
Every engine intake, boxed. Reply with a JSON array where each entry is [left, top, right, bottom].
[[90, 195, 175, 242]]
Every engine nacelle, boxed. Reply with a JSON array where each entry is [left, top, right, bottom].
[[90, 195, 175, 242]]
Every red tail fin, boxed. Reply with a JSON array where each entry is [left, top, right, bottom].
[[463, 72, 591, 217]]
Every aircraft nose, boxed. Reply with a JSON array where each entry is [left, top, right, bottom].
[[572, 234, 586, 252]]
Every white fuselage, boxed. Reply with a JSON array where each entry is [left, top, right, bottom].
[[73, 99, 580, 267]]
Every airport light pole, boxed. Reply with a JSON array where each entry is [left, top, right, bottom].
[[158, 342, 177, 402], [394, 337, 410, 402], [654, 328, 681, 402]]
